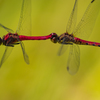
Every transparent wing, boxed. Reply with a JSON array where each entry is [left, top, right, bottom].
[[58, 38, 69, 56], [73, 0, 100, 40], [16, 0, 31, 64], [19, 41, 29, 64], [58, 0, 78, 56], [66, 0, 78, 34], [0, 47, 13, 67], [0, 23, 14, 33], [0, 0, 31, 67], [0, 24, 14, 67], [67, 44, 80, 75], [16, 0, 31, 36], [58, 44, 69, 56]]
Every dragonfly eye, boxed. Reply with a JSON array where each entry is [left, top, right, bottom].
[[50, 33, 58, 43]]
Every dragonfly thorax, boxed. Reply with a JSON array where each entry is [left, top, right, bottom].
[[58, 33, 75, 44], [3, 33, 19, 46]]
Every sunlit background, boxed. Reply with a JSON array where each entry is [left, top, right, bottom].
[[0, 0, 100, 100]]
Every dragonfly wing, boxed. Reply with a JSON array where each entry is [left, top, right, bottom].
[[0, 47, 13, 67], [67, 44, 80, 75], [73, 0, 100, 40], [58, 38, 69, 56], [19, 41, 29, 64], [66, 0, 78, 34], [58, 44, 69, 56], [16, 0, 31, 64], [58, 0, 78, 56], [16, 0, 31, 35], [0, 24, 14, 67], [0, 23, 14, 33]]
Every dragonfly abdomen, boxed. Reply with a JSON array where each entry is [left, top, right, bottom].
[[19, 35, 52, 41], [74, 37, 100, 47]]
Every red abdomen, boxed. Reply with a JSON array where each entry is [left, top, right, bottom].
[[74, 37, 100, 47], [19, 35, 52, 41]]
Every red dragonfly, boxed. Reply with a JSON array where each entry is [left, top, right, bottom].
[[0, 0, 57, 67], [0, 0, 32, 67], [50, 0, 100, 75]]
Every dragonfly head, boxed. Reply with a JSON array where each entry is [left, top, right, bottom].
[[50, 33, 58, 43], [0, 37, 2, 45]]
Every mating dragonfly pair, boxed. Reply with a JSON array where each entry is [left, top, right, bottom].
[[0, 0, 100, 75]]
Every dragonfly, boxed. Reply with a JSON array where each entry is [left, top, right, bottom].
[[0, 0, 58, 67], [50, 0, 100, 75], [0, 28, 56, 67], [1, 32, 56, 46], [0, 0, 31, 67]]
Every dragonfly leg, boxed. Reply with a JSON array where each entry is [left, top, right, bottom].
[[61, 42, 73, 45], [12, 42, 20, 45], [6, 44, 14, 47]]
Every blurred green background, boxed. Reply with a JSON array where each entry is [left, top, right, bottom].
[[0, 0, 100, 100]]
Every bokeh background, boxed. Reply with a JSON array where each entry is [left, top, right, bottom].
[[0, 0, 100, 100]]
